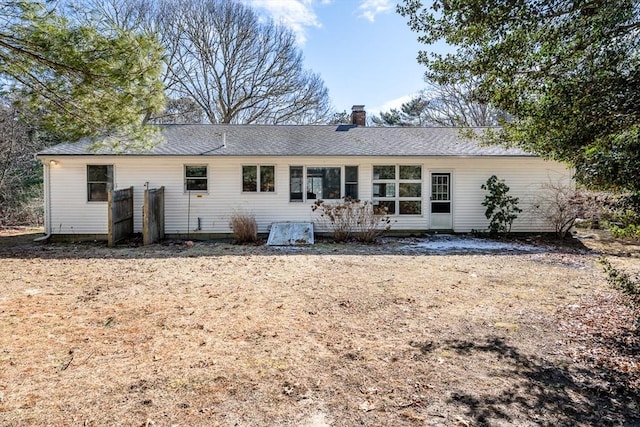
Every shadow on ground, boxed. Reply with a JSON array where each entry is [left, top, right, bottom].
[[0, 228, 43, 248], [416, 336, 639, 426]]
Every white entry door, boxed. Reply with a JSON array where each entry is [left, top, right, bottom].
[[430, 173, 452, 229]]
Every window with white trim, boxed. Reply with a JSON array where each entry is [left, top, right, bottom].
[[290, 166, 303, 201], [306, 167, 340, 200], [345, 166, 359, 199], [87, 165, 113, 202], [372, 165, 422, 215], [185, 165, 208, 191], [243, 165, 275, 192], [289, 166, 357, 202]]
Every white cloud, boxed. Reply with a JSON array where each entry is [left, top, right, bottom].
[[244, 0, 323, 45], [358, 0, 394, 22], [370, 93, 417, 115]]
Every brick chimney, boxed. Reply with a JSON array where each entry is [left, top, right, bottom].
[[351, 105, 366, 126]]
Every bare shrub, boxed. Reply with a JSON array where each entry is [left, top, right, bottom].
[[533, 180, 601, 238], [311, 198, 391, 243], [229, 212, 257, 244]]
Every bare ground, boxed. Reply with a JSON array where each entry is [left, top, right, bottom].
[[0, 228, 639, 426]]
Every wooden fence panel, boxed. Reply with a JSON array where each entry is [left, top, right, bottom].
[[108, 187, 134, 247], [143, 186, 165, 245]]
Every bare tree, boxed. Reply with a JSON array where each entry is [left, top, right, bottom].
[[146, 97, 203, 125], [77, 0, 332, 125], [163, 0, 331, 124], [373, 80, 507, 127], [0, 101, 54, 225], [327, 111, 353, 125], [420, 80, 507, 127]]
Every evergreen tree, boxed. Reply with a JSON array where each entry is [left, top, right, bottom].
[[0, 1, 165, 148], [399, 0, 640, 191]]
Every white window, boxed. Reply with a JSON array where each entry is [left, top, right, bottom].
[[87, 165, 113, 202], [185, 165, 207, 191], [290, 166, 303, 201], [243, 165, 275, 192], [306, 167, 341, 200], [289, 166, 357, 202], [345, 166, 359, 199], [372, 165, 422, 215]]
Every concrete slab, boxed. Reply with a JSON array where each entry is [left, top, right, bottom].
[[267, 222, 314, 246]]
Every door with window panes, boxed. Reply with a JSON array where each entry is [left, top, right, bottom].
[[430, 173, 452, 229]]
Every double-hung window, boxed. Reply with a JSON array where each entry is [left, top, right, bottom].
[[87, 165, 113, 202], [185, 165, 208, 191], [243, 165, 275, 192], [345, 166, 359, 199], [290, 166, 304, 201], [372, 165, 422, 215]]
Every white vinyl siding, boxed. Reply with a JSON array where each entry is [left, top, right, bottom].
[[43, 155, 571, 236]]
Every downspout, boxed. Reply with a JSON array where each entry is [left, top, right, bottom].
[[33, 158, 52, 242], [187, 190, 191, 239]]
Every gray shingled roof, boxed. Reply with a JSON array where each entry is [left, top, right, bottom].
[[38, 124, 533, 157]]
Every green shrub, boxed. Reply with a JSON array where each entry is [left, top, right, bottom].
[[601, 192, 640, 237], [610, 223, 640, 240], [481, 175, 522, 235]]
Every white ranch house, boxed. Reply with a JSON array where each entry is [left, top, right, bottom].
[[37, 113, 572, 241]]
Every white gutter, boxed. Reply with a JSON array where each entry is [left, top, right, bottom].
[[33, 157, 52, 242]]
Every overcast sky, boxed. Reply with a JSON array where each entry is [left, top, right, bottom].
[[244, 0, 436, 116]]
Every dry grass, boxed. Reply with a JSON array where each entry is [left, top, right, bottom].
[[229, 213, 258, 243], [0, 230, 638, 426]]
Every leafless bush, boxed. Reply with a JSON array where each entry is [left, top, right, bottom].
[[533, 180, 601, 238], [229, 212, 258, 244], [311, 198, 391, 243], [1, 190, 44, 226]]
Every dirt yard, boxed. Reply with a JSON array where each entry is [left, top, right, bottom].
[[1, 229, 639, 426]]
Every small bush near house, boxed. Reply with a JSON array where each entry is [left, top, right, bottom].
[[1, 185, 44, 226], [311, 198, 391, 243], [533, 181, 601, 238], [481, 175, 522, 235], [229, 212, 258, 244]]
